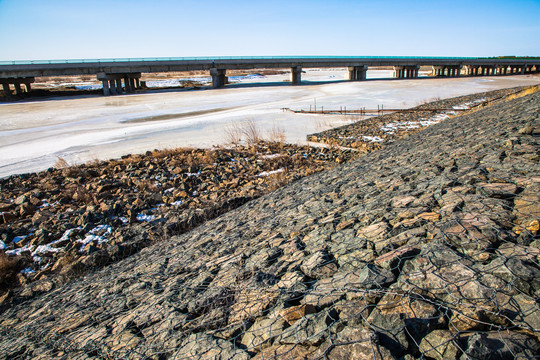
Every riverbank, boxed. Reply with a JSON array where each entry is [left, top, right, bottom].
[[1, 84, 539, 359], [1, 69, 539, 178], [1, 84, 537, 307]]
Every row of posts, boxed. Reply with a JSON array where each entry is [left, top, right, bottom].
[[1, 77, 35, 97], [97, 72, 142, 96], [433, 64, 539, 77], [392, 66, 420, 79]]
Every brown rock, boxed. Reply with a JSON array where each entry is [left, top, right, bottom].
[[229, 289, 278, 324], [327, 327, 394, 360], [356, 222, 389, 240], [278, 304, 317, 325], [416, 212, 440, 222]]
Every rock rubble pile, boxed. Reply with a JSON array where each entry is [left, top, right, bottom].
[[0, 144, 356, 300]]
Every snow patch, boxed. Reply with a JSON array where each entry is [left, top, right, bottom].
[[362, 136, 383, 142], [136, 214, 156, 222], [257, 168, 285, 177], [259, 153, 282, 160], [6, 245, 33, 256]]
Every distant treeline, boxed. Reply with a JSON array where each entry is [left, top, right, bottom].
[[480, 56, 540, 60]]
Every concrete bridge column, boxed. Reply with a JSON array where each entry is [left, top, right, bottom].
[[97, 72, 141, 95], [290, 66, 302, 85], [0, 77, 35, 97], [102, 80, 110, 96], [115, 78, 123, 94], [13, 81, 23, 95], [411, 65, 420, 78], [123, 76, 131, 93], [109, 80, 117, 95], [1, 81, 11, 96], [210, 68, 227, 88], [348, 65, 368, 81]]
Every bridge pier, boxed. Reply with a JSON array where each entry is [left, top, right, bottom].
[[290, 66, 302, 85], [96, 72, 141, 96], [0, 77, 35, 97], [210, 68, 227, 88], [348, 65, 368, 81], [393, 65, 419, 79]]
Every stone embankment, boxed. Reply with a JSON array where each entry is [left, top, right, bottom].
[[0, 88, 538, 358], [0, 144, 357, 302]]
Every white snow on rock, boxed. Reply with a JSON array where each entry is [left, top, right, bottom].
[[76, 225, 113, 253], [259, 153, 282, 160], [136, 214, 156, 222], [257, 168, 285, 177], [6, 245, 33, 256], [362, 136, 384, 142], [33, 244, 62, 255]]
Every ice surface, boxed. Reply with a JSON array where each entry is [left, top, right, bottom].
[[1, 69, 538, 178]]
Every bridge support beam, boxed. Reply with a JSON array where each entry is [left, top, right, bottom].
[[210, 68, 227, 88], [348, 65, 368, 81], [290, 66, 302, 85], [96, 72, 141, 96], [0, 77, 35, 97]]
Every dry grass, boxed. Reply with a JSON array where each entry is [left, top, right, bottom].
[[315, 118, 332, 132], [54, 157, 70, 169], [241, 120, 262, 146], [267, 124, 286, 144], [224, 122, 243, 146]]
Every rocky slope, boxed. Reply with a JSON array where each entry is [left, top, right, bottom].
[[0, 144, 357, 299], [0, 91, 539, 359]]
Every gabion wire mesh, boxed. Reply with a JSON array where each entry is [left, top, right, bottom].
[[0, 90, 539, 360]]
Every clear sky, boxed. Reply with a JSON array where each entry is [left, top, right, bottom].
[[0, 0, 539, 61]]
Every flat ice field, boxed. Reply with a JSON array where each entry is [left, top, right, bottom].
[[1, 69, 539, 178]]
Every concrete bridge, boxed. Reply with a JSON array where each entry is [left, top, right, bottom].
[[0, 56, 539, 96]]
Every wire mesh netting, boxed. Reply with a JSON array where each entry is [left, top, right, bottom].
[[0, 91, 539, 359]]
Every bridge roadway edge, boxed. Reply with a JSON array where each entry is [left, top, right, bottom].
[[1, 57, 539, 95]]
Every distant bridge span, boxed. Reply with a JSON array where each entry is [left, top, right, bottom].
[[1, 56, 539, 96]]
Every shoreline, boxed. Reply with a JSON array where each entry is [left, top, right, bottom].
[[1, 70, 539, 178]]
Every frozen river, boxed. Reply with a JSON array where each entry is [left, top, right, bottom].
[[1, 69, 539, 178]]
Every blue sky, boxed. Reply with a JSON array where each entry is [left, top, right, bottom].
[[0, 0, 539, 60]]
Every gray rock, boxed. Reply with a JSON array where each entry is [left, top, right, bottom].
[[460, 332, 540, 360]]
